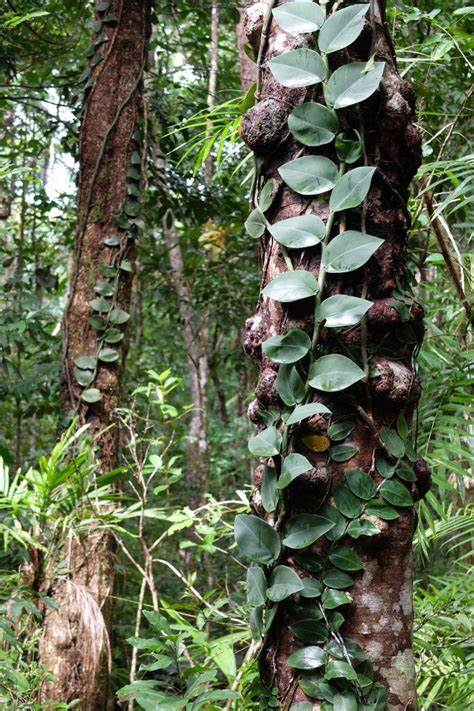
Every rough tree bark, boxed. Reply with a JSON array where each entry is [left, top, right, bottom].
[[240, 1, 430, 708], [38, 1, 150, 707]]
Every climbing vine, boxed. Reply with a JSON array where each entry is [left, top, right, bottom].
[[236, 3, 418, 709], [71, 0, 146, 405]]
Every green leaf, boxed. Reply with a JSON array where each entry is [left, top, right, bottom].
[[246, 567, 267, 606], [330, 167, 376, 212], [113, 213, 129, 230], [325, 660, 357, 681], [103, 328, 124, 344], [277, 453, 312, 489], [250, 607, 264, 641], [74, 367, 95, 387], [89, 315, 107, 331], [258, 180, 277, 212], [322, 588, 352, 609], [287, 645, 327, 670], [268, 49, 325, 88], [276, 364, 305, 406], [345, 469, 377, 500], [248, 426, 282, 456], [272, 2, 325, 33], [335, 131, 363, 164], [327, 421, 354, 441], [328, 546, 364, 571], [332, 482, 362, 518], [283, 514, 335, 549], [120, 259, 133, 272], [318, 4, 369, 54], [245, 207, 266, 238], [263, 328, 311, 364], [364, 500, 399, 520], [330, 444, 359, 462], [266, 565, 304, 602], [288, 102, 339, 147], [94, 281, 115, 297], [299, 578, 322, 598], [376, 454, 397, 478], [99, 264, 117, 277], [309, 354, 365, 392], [380, 427, 406, 459], [279, 156, 338, 195], [269, 214, 325, 249], [323, 569, 353, 590], [89, 298, 111, 313], [263, 270, 319, 302], [380, 480, 413, 507], [324, 231, 384, 273], [347, 518, 380, 538], [316, 295, 372, 328], [98, 348, 119, 363], [289, 619, 328, 644], [293, 552, 324, 574], [397, 461, 417, 482], [234, 514, 281, 564], [262, 466, 279, 513], [290, 703, 313, 711], [81, 388, 102, 403], [321, 504, 346, 541], [286, 402, 331, 425], [74, 355, 97, 370], [108, 308, 130, 324], [325, 62, 385, 109], [299, 676, 335, 701], [332, 693, 358, 711]]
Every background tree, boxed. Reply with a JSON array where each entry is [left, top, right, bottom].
[[37, 1, 151, 706]]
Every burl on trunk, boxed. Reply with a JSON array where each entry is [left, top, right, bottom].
[[238, 1, 430, 709]]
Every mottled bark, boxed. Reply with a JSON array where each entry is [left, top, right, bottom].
[[38, 1, 150, 707], [240, 1, 425, 709]]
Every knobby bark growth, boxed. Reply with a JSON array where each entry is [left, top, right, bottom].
[[38, 1, 150, 707], [240, 1, 429, 708]]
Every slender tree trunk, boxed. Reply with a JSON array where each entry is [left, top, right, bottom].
[[240, 2, 429, 708], [38, 1, 150, 707]]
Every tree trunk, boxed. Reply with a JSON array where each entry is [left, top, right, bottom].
[[239, 1, 429, 709], [38, 1, 150, 707]]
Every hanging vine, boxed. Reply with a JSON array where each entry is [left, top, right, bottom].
[[235, 2, 421, 709]]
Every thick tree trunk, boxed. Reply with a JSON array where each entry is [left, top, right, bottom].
[[240, 1, 428, 709], [38, 1, 150, 707]]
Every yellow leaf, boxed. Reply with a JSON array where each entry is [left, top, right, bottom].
[[302, 435, 330, 452]]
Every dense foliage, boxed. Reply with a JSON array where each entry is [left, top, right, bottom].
[[0, 1, 472, 709]]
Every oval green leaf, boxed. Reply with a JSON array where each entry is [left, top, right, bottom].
[[276, 364, 305, 406], [322, 569, 354, 590], [248, 426, 282, 457], [279, 155, 338, 195], [332, 482, 362, 518], [268, 49, 325, 88], [380, 426, 406, 459], [272, 2, 325, 33], [347, 518, 380, 538], [287, 645, 327, 670], [234, 514, 281, 564], [330, 167, 376, 212], [277, 453, 312, 489], [246, 567, 267, 606], [263, 328, 311, 364], [266, 565, 304, 602], [262, 466, 279, 513], [380, 480, 413, 507], [262, 270, 319, 302], [318, 4, 369, 54], [325, 61, 385, 109], [286, 402, 332, 425], [283, 514, 335, 549], [316, 294, 372, 328], [328, 545, 364, 571], [269, 214, 325, 249], [288, 102, 339, 147], [309, 354, 365, 392], [289, 619, 328, 644], [81, 388, 102, 404], [299, 577, 322, 599], [98, 347, 119, 363], [324, 231, 384, 274], [345, 469, 377, 500], [322, 588, 352, 609]]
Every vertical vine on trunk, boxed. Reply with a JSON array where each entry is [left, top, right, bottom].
[[235, 2, 429, 709]]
